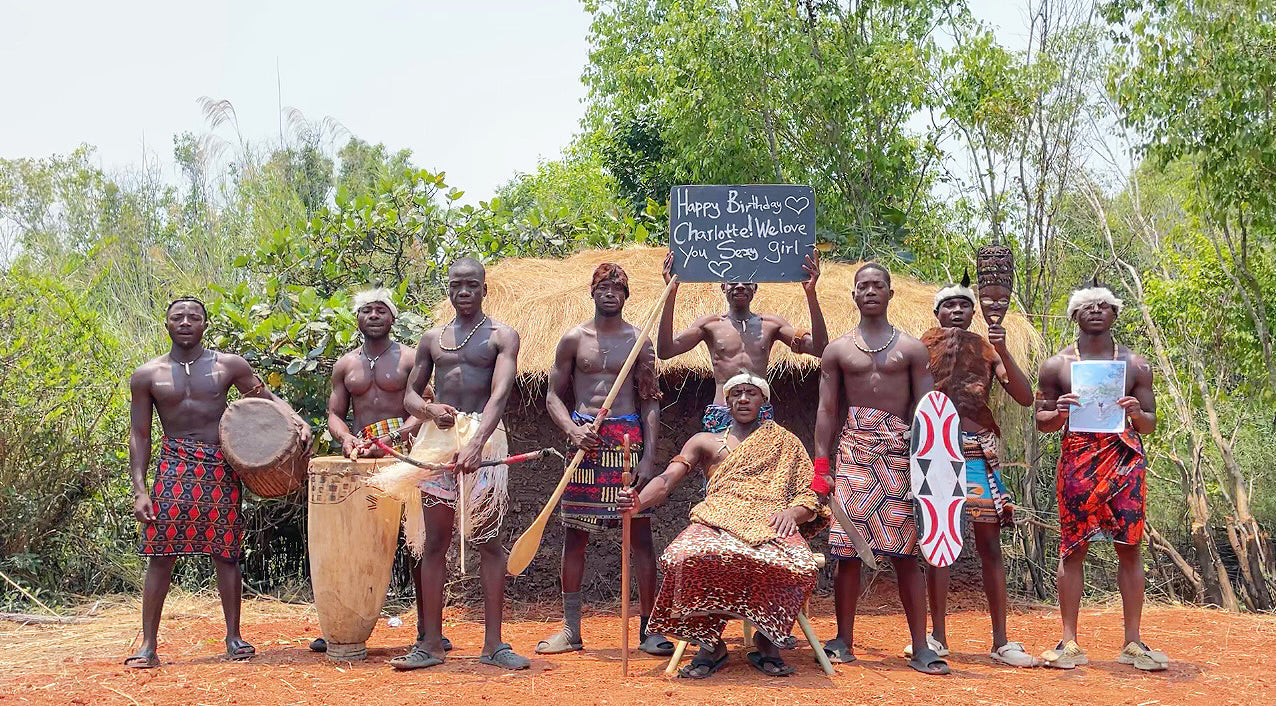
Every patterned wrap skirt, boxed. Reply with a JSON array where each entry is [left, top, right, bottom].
[[560, 412, 652, 531], [1058, 428, 1147, 559], [962, 430, 1013, 526], [648, 523, 818, 650], [832, 407, 916, 559], [140, 436, 243, 561], [359, 417, 408, 453]]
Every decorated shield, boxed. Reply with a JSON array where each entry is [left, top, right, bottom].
[[909, 390, 967, 567]]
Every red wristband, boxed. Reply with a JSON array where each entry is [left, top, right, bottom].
[[813, 458, 831, 476], [810, 458, 833, 495]]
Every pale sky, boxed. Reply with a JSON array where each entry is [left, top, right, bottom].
[[1, 0, 1027, 202]]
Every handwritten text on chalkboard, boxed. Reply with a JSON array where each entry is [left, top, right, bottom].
[[669, 185, 817, 282]]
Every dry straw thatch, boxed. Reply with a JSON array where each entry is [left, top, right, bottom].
[[433, 247, 1043, 377]]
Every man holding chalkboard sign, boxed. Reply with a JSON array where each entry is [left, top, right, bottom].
[[657, 250, 828, 432]]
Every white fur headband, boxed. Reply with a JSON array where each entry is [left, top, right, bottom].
[[1066, 286, 1122, 320], [723, 371, 770, 401], [933, 284, 976, 311], [353, 288, 399, 318]]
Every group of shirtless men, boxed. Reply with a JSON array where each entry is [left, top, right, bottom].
[[124, 247, 1168, 677]]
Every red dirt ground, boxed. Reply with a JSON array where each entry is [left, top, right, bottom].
[[2, 591, 1273, 706]]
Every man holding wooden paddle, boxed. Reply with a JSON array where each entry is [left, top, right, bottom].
[[536, 263, 673, 657]]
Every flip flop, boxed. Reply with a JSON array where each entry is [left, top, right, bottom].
[[535, 629, 584, 654], [903, 634, 950, 658], [679, 650, 729, 679], [991, 642, 1038, 667], [389, 646, 444, 670], [123, 651, 159, 669], [226, 638, 256, 661], [747, 651, 796, 677], [478, 643, 531, 670], [820, 637, 856, 664], [908, 647, 951, 676], [638, 633, 675, 656]]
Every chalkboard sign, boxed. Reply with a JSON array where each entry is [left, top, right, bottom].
[[669, 184, 817, 283]]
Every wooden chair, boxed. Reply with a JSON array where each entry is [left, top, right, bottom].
[[664, 553, 835, 676]]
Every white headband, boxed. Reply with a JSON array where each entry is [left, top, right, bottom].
[[1066, 287, 1122, 320], [723, 372, 770, 401], [353, 288, 399, 318], [933, 285, 976, 311]]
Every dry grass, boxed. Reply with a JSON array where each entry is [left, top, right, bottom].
[[434, 247, 1043, 378]]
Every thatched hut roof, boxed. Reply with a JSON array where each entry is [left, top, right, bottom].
[[434, 247, 1042, 378]]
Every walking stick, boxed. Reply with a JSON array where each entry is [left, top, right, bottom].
[[507, 276, 678, 576], [457, 434, 467, 575], [620, 433, 633, 677]]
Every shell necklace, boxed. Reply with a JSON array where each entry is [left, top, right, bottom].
[[440, 315, 488, 351], [854, 325, 897, 354]]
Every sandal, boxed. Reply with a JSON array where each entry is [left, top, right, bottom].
[[226, 638, 256, 661], [1118, 641, 1168, 671], [679, 649, 729, 679], [310, 638, 327, 653], [903, 634, 950, 658], [908, 646, 951, 676], [820, 637, 856, 664], [748, 651, 796, 677], [123, 650, 159, 669], [638, 633, 675, 656], [389, 645, 444, 670], [991, 642, 1038, 667], [1041, 640, 1087, 669], [535, 628, 583, 654], [478, 643, 530, 670]]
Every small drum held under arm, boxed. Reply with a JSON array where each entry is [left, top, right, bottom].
[[219, 397, 309, 497]]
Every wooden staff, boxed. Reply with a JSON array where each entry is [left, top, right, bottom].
[[507, 276, 678, 576], [620, 433, 632, 678], [370, 440, 561, 469], [457, 432, 467, 575]]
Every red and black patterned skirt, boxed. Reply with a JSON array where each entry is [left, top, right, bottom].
[[140, 436, 244, 561], [1057, 429, 1147, 559]]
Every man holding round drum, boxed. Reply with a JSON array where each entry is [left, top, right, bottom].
[[125, 297, 311, 668], [657, 249, 828, 431]]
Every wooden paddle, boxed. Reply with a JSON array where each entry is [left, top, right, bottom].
[[620, 433, 633, 678], [506, 276, 678, 576]]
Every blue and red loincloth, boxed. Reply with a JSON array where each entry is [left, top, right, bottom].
[[560, 412, 652, 531], [140, 436, 244, 561]]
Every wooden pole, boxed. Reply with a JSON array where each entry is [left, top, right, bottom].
[[620, 433, 633, 678], [507, 277, 678, 576], [458, 430, 467, 576]]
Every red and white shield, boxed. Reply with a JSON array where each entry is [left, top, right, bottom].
[[910, 390, 966, 567]]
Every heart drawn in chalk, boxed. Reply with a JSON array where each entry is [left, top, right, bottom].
[[784, 196, 811, 215], [708, 260, 733, 279]]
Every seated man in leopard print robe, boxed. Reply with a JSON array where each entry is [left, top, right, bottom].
[[617, 372, 828, 679]]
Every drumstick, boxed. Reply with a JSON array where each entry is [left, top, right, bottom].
[[370, 440, 561, 469], [507, 276, 677, 576], [620, 433, 632, 678]]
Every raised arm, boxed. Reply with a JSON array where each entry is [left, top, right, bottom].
[[779, 249, 829, 356], [454, 326, 522, 473], [656, 252, 704, 359], [813, 343, 843, 461], [988, 323, 1033, 407], [128, 369, 157, 523]]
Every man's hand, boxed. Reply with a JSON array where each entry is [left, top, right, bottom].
[[454, 439, 484, 475], [616, 486, 640, 514], [987, 323, 1008, 351], [134, 494, 157, 523], [567, 423, 601, 450], [662, 252, 674, 284], [422, 403, 460, 429], [1055, 392, 1080, 419], [341, 435, 361, 459], [293, 415, 313, 447], [1117, 396, 1143, 418], [801, 249, 821, 294], [770, 508, 802, 537]]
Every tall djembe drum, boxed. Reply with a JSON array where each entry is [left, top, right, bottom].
[[307, 456, 404, 661]]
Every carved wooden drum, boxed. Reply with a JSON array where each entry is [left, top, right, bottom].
[[219, 398, 309, 497]]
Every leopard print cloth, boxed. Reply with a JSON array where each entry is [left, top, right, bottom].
[[647, 523, 818, 650]]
